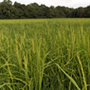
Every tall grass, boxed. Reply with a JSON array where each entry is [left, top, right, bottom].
[[0, 19, 90, 90]]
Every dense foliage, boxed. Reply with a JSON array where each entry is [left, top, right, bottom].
[[0, 0, 90, 19], [0, 19, 90, 89]]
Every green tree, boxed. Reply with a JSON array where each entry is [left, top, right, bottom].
[[3, 0, 12, 5], [0, 0, 90, 19], [84, 6, 90, 17]]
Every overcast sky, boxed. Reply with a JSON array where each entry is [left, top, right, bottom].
[[1, 0, 90, 8]]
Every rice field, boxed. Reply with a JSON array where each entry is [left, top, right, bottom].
[[0, 19, 90, 90]]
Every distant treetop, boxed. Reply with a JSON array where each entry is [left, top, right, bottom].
[[0, 0, 90, 19]]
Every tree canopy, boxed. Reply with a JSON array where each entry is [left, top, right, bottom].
[[0, 0, 90, 19]]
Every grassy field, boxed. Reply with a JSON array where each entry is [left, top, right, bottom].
[[0, 19, 90, 90]]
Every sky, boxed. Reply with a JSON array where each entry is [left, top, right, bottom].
[[0, 0, 90, 8]]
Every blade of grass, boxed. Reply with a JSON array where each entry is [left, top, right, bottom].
[[55, 63, 81, 90], [77, 54, 87, 90]]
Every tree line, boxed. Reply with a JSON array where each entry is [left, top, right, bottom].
[[0, 0, 90, 19]]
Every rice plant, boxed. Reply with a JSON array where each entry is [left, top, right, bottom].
[[0, 19, 90, 90]]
